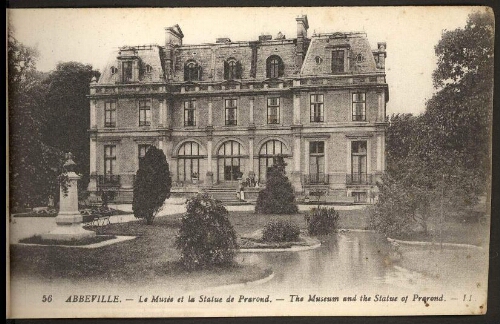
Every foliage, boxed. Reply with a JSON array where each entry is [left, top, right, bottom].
[[8, 30, 64, 208], [8, 30, 100, 209], [133, 146, 171, 224], [371, 11, 493, 237], [255, 155, 298, 214], [262, 220, 300, 242], [306, 207, 339, 235], [175, 193, 238, 270]]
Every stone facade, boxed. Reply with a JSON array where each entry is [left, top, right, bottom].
[[88, 15, 389, 204]]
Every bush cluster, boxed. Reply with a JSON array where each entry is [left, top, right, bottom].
[[262, 220, 300, 242], [175, 193, 238, 270], [306, 207, 339, 235]]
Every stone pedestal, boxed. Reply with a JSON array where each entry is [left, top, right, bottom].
[[205, 171, 214, 187], [42, 157, 95, 241]]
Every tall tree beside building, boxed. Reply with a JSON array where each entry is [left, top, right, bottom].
[[133, 146, 172, 224], [42, 62, 101, 191], [8, 30, 63, 208], [372, 11, 494, 236]]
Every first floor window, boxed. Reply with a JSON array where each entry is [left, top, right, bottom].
[[139, 100, 151, 126], [104, 101, 116, 127], [267, 98, 280, 124], [225, 99, 237, 126], [309, 141, 325, 183], [184, 100, 196, 126], [310, 94, 324, 122], [351, 141, 367, 183], [352, 92, 366, 121], [104, 145, 116, 175]]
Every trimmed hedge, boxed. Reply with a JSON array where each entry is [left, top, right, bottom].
[[306, 207, 339, 235], [175, 193, 238, 270], [262, 220, 300, 242]]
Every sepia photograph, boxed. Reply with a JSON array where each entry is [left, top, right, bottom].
[[7, 6, 494, 318]]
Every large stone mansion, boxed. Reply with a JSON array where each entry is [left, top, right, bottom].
[[87, 15, 389, 204]]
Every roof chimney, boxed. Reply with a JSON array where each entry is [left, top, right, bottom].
[[296, 15, 309, 39], [165, 24, 184, 47]]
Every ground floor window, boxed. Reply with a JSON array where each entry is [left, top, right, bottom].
[[309, 141, 325, 183], [258, 139, 288, 182], [178, 141, 202, 182], [104, 145, 116, 175], [217, 140, 243, 181], [351, 141, 367, 183]]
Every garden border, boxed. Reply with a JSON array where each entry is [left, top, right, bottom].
[[14, 235, 136, 249]]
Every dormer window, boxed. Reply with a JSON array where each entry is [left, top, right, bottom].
[[266, 55, 284, 79], [122, 61, 133, 82], [331, 50, 345, 73], [111, 66, 118, 75], [184, 61, 202, 82], [145, 64, 153, 73], [224, 59, 242, 80]]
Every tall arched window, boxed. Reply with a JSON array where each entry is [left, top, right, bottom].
[[266, 55, 284, 79], [184, 61, 202, 81], [178, 141, 202, 182], [217, 141, 243, 182], [259, 140, 289, 182]]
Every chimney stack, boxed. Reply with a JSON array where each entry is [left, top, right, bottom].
[[295, 15, 309, 70], [164, 25, 184, 80]]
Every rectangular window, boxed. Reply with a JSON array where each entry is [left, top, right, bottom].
[[139, 100, 151, 126], [351, 141, 367, 183], [309, 141, 325, 184], [104, 101, 116, 127], [138, 144, 151, 162], [104, 145, 116, 175], [332, 50, 345, 73], [267, 97, 280, 124], [310, 94, 324, 122], [352, 92, 366, 121], [184, 100, 196, 126], [225, 99, 237, 126], [122, 61, 133, 82]]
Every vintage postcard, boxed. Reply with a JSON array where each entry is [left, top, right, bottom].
[[7, 6, 493, 318]]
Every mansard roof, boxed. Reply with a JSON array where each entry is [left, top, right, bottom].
[[96, 21, 385, 85], [98, 45, 165, 84], [301, 32, 379, 75]]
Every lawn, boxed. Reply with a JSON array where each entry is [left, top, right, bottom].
[[10, 215, 269, 291]]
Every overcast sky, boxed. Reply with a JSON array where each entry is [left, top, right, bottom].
[[8, 7, 484, 115]]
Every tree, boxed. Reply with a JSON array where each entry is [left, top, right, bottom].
[[429, 10, 493, 194], [8, 30, 63, 208], [133, 146, 171, 224], [41, 62, 101, 193], [370, 11, 494, 236], [255, 155, 298, 214]]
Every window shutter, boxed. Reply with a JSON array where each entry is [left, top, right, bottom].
[[184, 64, 189, 81], [266, 58, 271, 79], [278, 58, 284, 77], [224, 61, 229, 80], [197, 65, 202, 81], [236, 61, 242, 79]]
